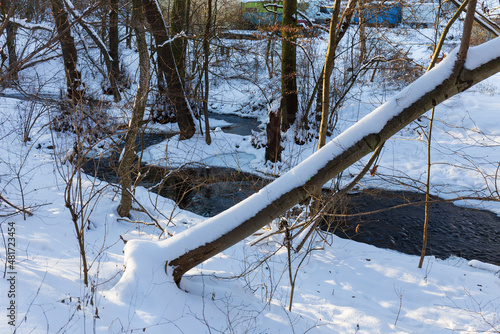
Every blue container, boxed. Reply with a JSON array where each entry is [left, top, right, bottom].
[[352, 2, 402, 27]]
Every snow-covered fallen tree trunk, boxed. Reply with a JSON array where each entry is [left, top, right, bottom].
[[111, 37, 500, 291], [449, 0, 500, 37]]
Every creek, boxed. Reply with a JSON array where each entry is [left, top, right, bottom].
[[324, 190, 500, 266], [82, 112, 500, 266]]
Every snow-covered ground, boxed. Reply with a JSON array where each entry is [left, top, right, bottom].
[[0, 21, 500, 334]]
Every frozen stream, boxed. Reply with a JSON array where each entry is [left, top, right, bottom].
[[77, 112, 500, 266]]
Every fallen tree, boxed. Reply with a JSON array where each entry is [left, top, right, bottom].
[[112, 36, 500, 289]]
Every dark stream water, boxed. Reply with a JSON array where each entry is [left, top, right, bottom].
[[80, 113, 500, 266], [209, 112, 261, 136], [6, 88, 497, 265], [323, 190, 500, 265]]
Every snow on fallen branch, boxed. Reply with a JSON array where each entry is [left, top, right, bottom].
[[468, 260, 500, 275], [158, 31, 187, 48], [450, 0, 500, 36], [107, 37, 500, 299], [1, 17, 53, 32]]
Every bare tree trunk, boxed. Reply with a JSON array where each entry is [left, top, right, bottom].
[[265, 104, 282, 162], [118, 0, 150, 217], [171, 0, 187, 81], [49, 0, 85, 102], [457, 0, 477, 62], [419, 0, 473, 269], [5, 16, 18, 82], [281, 0, 298, 131], [142, 0, 195, 139], [318, 0, 358, 149], [358, 0, 366, 62], [109, 0, 120, 84], [167, 39, 500, 284], [1, 0, 19, 83], [63, 0, 121, 102], [202, 0, 212, 145], [318, 0, 341, 149]]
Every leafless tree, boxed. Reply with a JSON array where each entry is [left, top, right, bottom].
[[117, 0, 151, 217], [142, 0, 196, 139], [49, 0, 85, 102]]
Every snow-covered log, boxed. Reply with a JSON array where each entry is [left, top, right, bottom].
[[169, 38, 500, 283], [449, 0, 500, 37], [114, 37, 500, 287]]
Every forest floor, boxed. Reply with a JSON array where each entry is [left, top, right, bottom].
[[0, 24, 500, 333]]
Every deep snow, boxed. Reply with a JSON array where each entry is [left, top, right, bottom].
[[0, 17, 499, 334]]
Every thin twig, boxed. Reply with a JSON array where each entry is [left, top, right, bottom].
[[0, 192, 33, 216]]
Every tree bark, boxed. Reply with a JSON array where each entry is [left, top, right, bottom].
[[49, 0, 85, 102], [202, 0, 212, 145], [118, 0, 151, 217], [63, 0, 121, 102], [318, 0, 341, 149], [358, 0, 366, 62], [142, 0, 195, 139], [457, 0, 477, 62], [109, 0, 120, 85], [171, 0, 187, 81], [167, 38, 500, 284], [281, 0, 298, 131], [318, 0, 358, 149], [5, 14, 18, 82], [265, 104, 282, 162], [1, 0, 19, 83]]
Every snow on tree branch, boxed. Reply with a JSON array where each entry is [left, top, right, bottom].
[[108, 36, 500, 297]]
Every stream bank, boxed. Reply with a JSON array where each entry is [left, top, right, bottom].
[[79, 112, 500, 266]]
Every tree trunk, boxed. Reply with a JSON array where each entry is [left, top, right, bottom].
[[281, 0, 298, 131], [171, 0, 187, 81], [118, 0, 151, 217], [63, 0, 121, 102], [358, 0, 366, 62], [265, 104, 282, 162], [49, 0, 85, 102], [5, 16, 18, 82], [109, 0, 121, 88], [166, 38, 500, 284], [457, 0, 477, 62], [318, 0, 341, 149], [142, 0, 195, 139], [202, 0, 212, 145], [1, 0, 19, 83], [318, 0, 358, 149]]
